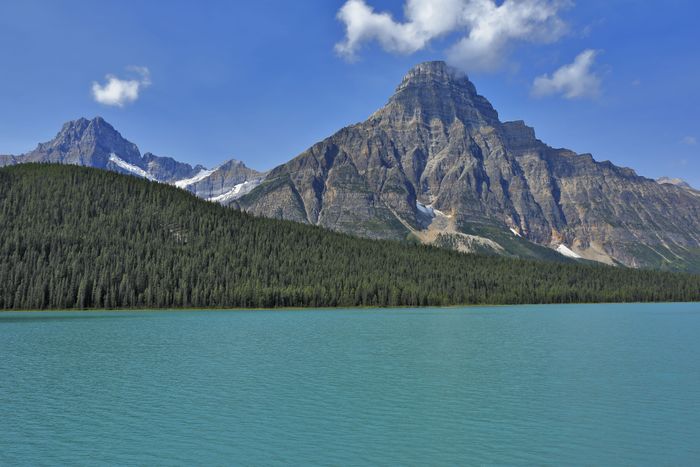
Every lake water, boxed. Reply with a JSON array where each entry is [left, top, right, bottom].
[[1, 303, 699, 465]]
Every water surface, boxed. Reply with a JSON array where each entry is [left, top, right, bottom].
[[1, 303, 699, 465]]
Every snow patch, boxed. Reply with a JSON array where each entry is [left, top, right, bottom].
[[208, 179, 262, 203], [174, 168, 216, 188], [509, 227, 522, 237], [416, 201, 435, 217], [108, 153, 155, 181], [556, 244, 582, 259], [417, 201, 452, 220]]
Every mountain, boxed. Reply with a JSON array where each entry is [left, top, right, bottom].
[[0, 116, 263, 201], [142, 152, 205, 183], [174, 159, 266, 202], [0, 155, 17, 165], [0, 117, 200, 181], [2, 64, 698, 272], [2, 163, 698, 309], [234, 61, 700, 272]]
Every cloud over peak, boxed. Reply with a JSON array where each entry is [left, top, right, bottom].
[[335, 0, 570, 70], [91, 66, 151, 107], [532, 49, 601, 99]]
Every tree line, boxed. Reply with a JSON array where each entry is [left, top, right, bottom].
[[1, 164, 698, 310]]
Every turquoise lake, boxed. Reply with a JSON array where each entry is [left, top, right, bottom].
[[2, 303, 700, 465]]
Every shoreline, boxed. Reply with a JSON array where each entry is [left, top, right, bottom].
[[1, 301, 698, 314]]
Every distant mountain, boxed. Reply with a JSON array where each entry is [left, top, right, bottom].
[[142, 152, 205, 183], [3, 164, 698, 309], [234, 61, 700, 272], [0, 155, 17, 166], [0, 116, 264, 202], [174, 159, 265, 202]]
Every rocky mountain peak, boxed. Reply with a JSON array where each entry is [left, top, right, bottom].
[[218, 158, 247, 170], [24, 116, 141, 168], [48, 118, 92, 149], [46, 116, 126, 149], [58, 116, 89, 133], [55, 116, 116, 139], [395, 61, 467, 90], [235, 61, 700, 271], [375, 60, 500, 127]]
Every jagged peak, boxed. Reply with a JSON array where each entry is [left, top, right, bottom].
[[64, 116, 89, 126], [221, 157, 245, 166], [89, 115, 112, 128], [61, 115, 109, 128], [217, 158, 263, 175], [86, 116, 119, 134], [375, 61, 499, 126], [55, 116, 120, 140], [396, 61, 473, 92], [32, 116, 141, 165], [58, 117, 89, 135]]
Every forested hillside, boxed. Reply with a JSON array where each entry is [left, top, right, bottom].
[[1, 164, 698, 310]]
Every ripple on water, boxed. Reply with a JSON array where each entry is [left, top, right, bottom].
[[1, 303, 700, 465]]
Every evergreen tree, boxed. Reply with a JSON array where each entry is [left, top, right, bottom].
[[0, 163, 698, 310]]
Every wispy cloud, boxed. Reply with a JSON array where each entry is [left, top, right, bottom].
[[91, 66, 151, 107], [335, 0, 571, 71], [681, 136, 697, 146], [532, 49, 601, 99]]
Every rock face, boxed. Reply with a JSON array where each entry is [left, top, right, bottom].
[[177, 159, 265, 201], [1, 116, 263, 202], [142, 152, 206, 183], [32, 117, 139, 168], [0, 155, 17, 166], [235, 61, 700, 271], [0, 117, 199, 180]]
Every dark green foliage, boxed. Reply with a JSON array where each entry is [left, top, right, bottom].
[[457, 221, 572, 262], [1, 164, 698, 310]]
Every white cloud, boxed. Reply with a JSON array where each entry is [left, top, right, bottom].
[[681, 136, 697, 146], [92, 66, 151, 107], [531, 49, 601, 99], [446, 0, 569, 70], [335, 0, 570, 70]]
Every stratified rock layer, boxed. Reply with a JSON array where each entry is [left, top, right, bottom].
[[236, 61, 700, 270]]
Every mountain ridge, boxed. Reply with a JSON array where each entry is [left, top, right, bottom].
[[2, 61, 699, 271], [233, 61, 700, 272], [0, 116, 265, 202]]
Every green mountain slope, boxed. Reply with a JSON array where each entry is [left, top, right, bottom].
[[1, 164, 698, 310]]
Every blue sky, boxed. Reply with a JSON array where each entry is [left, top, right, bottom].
[[1, 0, 698, 187]]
